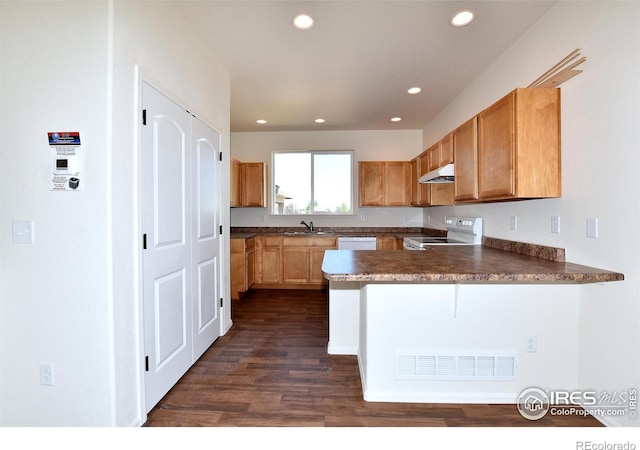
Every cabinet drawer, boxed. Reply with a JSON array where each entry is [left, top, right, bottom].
[[259, 236, 283, 247], [230, 239, 245, 253], [283, 236, 337, 247]]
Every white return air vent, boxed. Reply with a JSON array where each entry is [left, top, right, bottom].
[[395, 351, 517, 381]]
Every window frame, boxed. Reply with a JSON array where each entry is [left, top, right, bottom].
[[270, 150, 355, 216]]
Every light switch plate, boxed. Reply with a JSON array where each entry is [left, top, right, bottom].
[[587, 218, 599, 238], [551, 216, 560, 234], [12, 220, 35, 244]]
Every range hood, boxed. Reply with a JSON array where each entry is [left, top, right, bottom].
[[418, 163, 454, 184]]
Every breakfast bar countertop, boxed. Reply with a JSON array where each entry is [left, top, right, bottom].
[[321, 245, 624, 284]]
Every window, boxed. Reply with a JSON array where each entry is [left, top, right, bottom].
[[272, 150, 353, 215]]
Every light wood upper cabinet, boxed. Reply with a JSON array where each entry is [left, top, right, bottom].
[[439, 133, 454, 167], [411, 143, 453, 207], [241, 162, 267, 207], [453, 117, 479, 202], [417, 153, 431, 206], [359, 162, 384, 206], [231, 159, 267, 207], [477, 88, 561, 201], [230, 158, 242, 207], [410, 158, 420, 206], [427, 143, 440, 172], [359, 161, 411, 207], [428, 136, 453, 172]]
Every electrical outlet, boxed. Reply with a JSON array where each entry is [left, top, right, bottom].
[[551, 216, 560, 234], [525, 336, 537, 353], [40, 363, 54, 386], [510, 216, 518, 231], [360, 215, 367, 222]]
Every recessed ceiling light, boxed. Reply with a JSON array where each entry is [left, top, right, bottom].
[[256, 119, 267, 124], [293, 14, 314, 30], [314, 118, 325, 124], [391, 117, 402, 122], [408, 87, 422, 95], [451, 10, 475, 27]]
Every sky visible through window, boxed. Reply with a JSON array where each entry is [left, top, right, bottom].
[[273, 151, 352, 215]]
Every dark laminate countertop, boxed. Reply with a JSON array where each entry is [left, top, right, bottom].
[[321, 246, 624, 284]]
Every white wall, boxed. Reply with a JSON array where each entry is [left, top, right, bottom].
[[230, 130, 424, 228], [0, 1, 113, 426], [0, 0, 230, 426], [421, 2, 640, 426]]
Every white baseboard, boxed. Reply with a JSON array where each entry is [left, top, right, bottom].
[[361, 389, 517, 404], [327, 342, 357, 355]]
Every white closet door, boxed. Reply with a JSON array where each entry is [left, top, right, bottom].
[[191, 117, 221, 360], [142, 83, 223, 412]]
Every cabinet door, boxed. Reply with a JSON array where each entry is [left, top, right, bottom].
[[430, 183, 454, 206], [410, 158, 419, 206], [230, 244, 244, 300], [310, 247, 330, 283], [427, 143, 440, 171], [376, 237, 396, 250], [439, 133, 454, 166], [260, 246, 281, 283], [359, 162, 384, 206], [453, 117, 479, 202], [246, 243, 255, 289], [384, 161, 411, 206], [417, 153, 430, 205], [283, 247, 310, 283], [478, 92, 515, 199], [257, 237, 282, 284], [242, 162, 266, 207], [230, 158, 242, 207]]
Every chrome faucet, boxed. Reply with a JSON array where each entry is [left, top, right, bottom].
[[300, 220, 314, 232]]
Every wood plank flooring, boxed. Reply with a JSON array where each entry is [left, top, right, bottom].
[[144, 289, 602, 427]]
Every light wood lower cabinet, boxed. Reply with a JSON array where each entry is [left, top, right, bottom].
[[230, 236, 255, 300], [283, 236, 337, 286], [256, 236, 282, 285], [376, 236, 397, 250], [254, 236, 337, 289]]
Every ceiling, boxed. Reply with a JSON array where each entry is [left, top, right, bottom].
[[175, 1, 556, 132]]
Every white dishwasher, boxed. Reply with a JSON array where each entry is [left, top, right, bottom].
[[337, 236, 377, 250]]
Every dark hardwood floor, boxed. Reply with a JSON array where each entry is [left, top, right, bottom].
[[144, 289, 602, 427]]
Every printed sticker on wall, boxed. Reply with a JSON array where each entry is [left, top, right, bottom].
[[49, 131, 83, 191]]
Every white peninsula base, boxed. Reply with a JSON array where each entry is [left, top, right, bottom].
[[328, 281, 583, 404]]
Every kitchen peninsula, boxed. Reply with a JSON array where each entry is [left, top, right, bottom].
[[321, 240, 623, 404]]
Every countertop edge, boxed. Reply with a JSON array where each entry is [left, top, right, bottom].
[[326, 273, 625, 283]]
